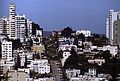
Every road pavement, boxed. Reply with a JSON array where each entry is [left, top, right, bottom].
[[50, 60, 61, 81]]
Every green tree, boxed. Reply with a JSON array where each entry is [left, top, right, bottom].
[[102, 58, 120, 81], [64, 48, 78, 69], [58, 50, 63, 59], [61, 27, 73, 37], [24, 55, 27, 68]]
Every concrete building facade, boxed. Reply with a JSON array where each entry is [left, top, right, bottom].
[[27, 19, 32, 37], [113, 19, 120, 47], [0, 17, 10, 35], [2, 40, 13, 61], [9, 2, 16, 39], [30, 59, 50, 74], [106, 10, 120, 44], [15, 14, 26, 39], [76, 30, 91, 37]]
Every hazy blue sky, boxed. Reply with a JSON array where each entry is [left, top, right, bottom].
[[0, 0, 120, 34]]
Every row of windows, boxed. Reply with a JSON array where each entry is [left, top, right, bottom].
[[2, 46, 12, 48], [2, 44, 12, 47], [2, 51, 12, 52], [2, 56, 12, 57]]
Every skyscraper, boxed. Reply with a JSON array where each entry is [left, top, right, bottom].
[[27, 19, 32, 37], [106, 10, 120, 45], [15, 14, 26, 39], [113, 18, 120, 47], [9, 2, 16, 39], [0, 17, 9, 35], [0, 1, 42, 40]]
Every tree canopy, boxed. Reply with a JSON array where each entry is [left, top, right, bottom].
[[61, 27, 73, 37]]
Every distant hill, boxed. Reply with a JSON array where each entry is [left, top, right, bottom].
[[43, 31, 52, 37]]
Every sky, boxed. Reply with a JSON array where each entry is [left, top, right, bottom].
[[0, 0, 120, 34]]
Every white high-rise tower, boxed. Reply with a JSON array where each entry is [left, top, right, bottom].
[[9, 1, 16, 39], [15, 14, 26, 39], [106, 10, 119, 44]]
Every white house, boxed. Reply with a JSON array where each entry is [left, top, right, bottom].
[[66, 69, 81, 78], [18, 68, 30, 74], [68, 69, 109, 81], [88, 59, 105, 66], [36, 30, 42, 36], [88, 68, 97, 77], [76, 30, 91, 37], [63, 50, 71, 60], [0, 59, 15, 72], [61, 50, 71, 66], [59, 44, 77, 51], [59, 37, 74, 46], [98, 45, 118, 56], [30, 59, 50, 74]]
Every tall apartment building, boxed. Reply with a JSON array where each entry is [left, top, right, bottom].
[[0, 2, 43, 40], [0, 17, 9, 35], [27, 19, 32, 37], [113, 19, 120, 47], [9, 2, 16, 39], [2, 40, 13, 61], [106, 10, 120, 44], [15, 14, 26, 39]]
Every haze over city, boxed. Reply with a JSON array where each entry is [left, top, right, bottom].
[[0, 0, 120, 34]]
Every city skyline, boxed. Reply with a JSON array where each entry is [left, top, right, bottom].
[[0, 0, 120, 34], [1, 1, 120, 81]]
